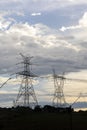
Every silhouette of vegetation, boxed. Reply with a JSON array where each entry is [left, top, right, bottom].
[[0, 105, 86, 130], [34, 105, 42, 112]]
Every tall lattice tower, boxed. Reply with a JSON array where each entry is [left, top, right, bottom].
[[13, 53, 38, 108], [52, 69, 66, 107]]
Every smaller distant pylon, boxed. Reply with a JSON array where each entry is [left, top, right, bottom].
[[52, 69, 67, 107]]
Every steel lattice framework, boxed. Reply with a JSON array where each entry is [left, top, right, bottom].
[[14, 53, 38, 108], [52, 69, 67, 107]]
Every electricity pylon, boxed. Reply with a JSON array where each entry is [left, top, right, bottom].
[[13, 53, 38, 108], [52, 69, 67, 107]]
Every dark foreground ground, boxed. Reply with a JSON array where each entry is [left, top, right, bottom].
[[0, 106, 87, 130]]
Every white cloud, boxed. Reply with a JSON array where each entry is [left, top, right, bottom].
[[79, 12, 87, 26], [0, 12, 86, 77], [60, 12, 87, 32], [31, 12, 41, 16], [60, 25, 81, 32], [0, 13, 12, 31], [0, 11, 20, 31]]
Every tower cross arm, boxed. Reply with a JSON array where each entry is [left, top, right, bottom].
[[16, 71, 38, 77]]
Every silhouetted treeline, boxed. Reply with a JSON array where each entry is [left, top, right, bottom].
[[0, 105, 74, 113]]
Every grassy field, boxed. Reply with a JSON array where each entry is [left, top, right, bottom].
[[0, 107, 87, 130]]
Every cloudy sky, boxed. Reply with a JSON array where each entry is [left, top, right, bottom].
[[0, 0, 87, 108]]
